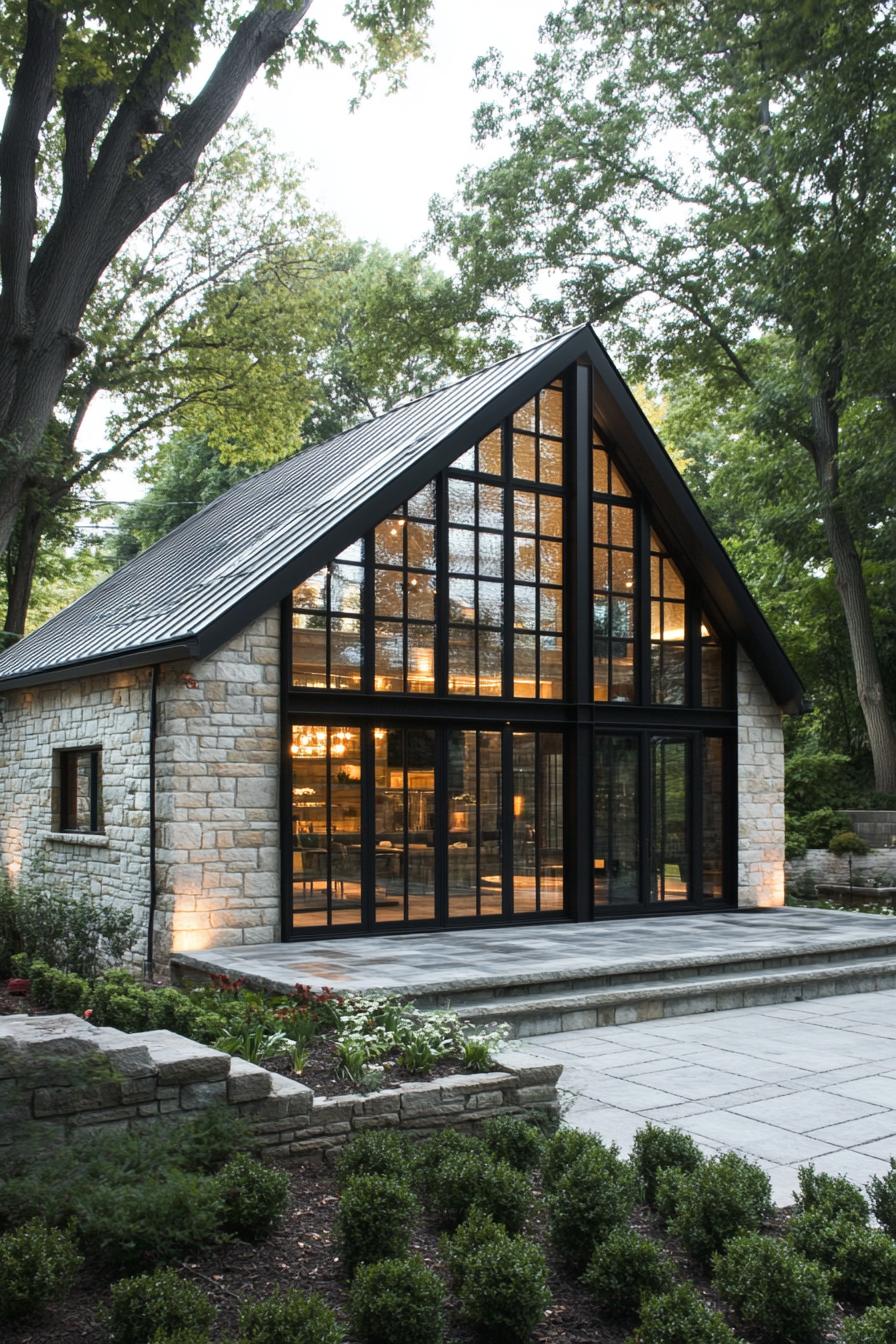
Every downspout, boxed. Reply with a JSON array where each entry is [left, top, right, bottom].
[[145, 665, 159, 980]]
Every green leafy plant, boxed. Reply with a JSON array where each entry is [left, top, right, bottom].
[[336, 1037, 370, 1085], [482, 1115, 545, 1172], [456, 1232, 551, 1343], [74, 1169, 225, 1271], [443, 1208, 506, 1288], [869, 1160, 896, 1236], [25, 960, 90, 1014], [549, 1145, 638, 1272], [666, 1151, 772, 1266], [106, 1268, 215, 1344], [216, 1153, 290, 1241], [349, 1256, 445, 1344], [424, 1148, 530, 1232], [795, 1165, 869, 1222], [800, 807, 852, 849], [415, 1128, 481, 1191], [830, 830, 870, 855], [336, 1130, 412, 1189], [712, 1232, 833, 1344], [461, 1037, 496, 1071], [631, 1124, 704, 1206], [0, 1219, 82, 1322], [336, 1174, 419, 1274], [0, 878, 137, 979], [842, 1306, 896, 1344], [397, 1033, 437, 1073], [628, 1284, 739, 1344], [237, 1288, 343, 1344], [833, 1224, 896, 1308], [581, 1227, 675, 1321], [541, 1127, 606, 1192]]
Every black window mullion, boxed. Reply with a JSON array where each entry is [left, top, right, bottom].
[[502, 727, 514, 919], [89, 751, 99, 833], [637, 503, 651, 707], [361, 725, 376, 930], [475, 732, 482, 918], [325, 733, 333, 925], [362, 533, 375, 695], [638, 732, 651, 906], [434, 725, 448, 924], [692, 732, 704, 905], [502, 417, 514, 699], [401, 732, 409, 921]]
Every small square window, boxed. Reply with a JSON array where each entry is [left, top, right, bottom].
[[59, 748, 102, 833]]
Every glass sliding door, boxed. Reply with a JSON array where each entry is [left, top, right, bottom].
[[291, 725, 362, 929], [702, 736, 725, 900], [374, 727, 436, 924], [446, 729, 503, 919], [650, 736, 690, 902], [594, 735, 640, 907], [512, 731, 564, 915]]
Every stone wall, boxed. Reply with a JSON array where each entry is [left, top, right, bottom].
[[786, 848, 896, 892], [737, 646, 786, 908], [0, 668, 153, 956], [153, 608, 281, 963], [0, 1014, 561, 1161]]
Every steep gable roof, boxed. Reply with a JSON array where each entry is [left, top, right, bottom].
[[0, 324, 805, 711]]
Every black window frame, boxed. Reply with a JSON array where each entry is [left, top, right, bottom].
[[58, 747, 102, 834]]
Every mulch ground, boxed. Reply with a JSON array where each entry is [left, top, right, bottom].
[[3, 1159, 839, 1344], [265, 1045, 470, 1097]]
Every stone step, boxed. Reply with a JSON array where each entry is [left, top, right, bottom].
[[411, 933, 896, 1010], [452, 955, 896, 1038]]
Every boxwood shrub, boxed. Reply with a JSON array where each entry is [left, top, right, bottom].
[[581, 1227, 675, 1321], [424, 1148, 529, 1232], [795, 1164, 869, 1222], [541, 1127, 605, 1192], [443, 1208, 506, 1288], [628, 1284, 739, 1344], [237, 1287, 343, 1344], [834, 1224, 896, 1308], [335, 1130, 412, 1189], [842, 1306, 896, 1344], [216, 1153, 290, 1241], [548, 1145, 638, 1272], [337, 1174, 419, 1273], [869, 1161, 896, 1238], [106, 1268, 215, 1344], [631, 1124, 703, 1207], [349, 1256, 445, 1344], [712, 1232, 833, 1344], [457, 1233, 551, 1343], [482, 1115, 545, 1172], [666, 1151, 772, 1266], [0, 1219, 82, 1322]]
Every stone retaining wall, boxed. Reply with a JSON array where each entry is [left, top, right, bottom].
[[0, 1015, 561, 1162], [737, 647, 786, 909], [786, 848, 896, 892]]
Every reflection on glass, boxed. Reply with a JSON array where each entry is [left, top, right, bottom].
[[512, 732, 564, 914], [293, 544, 364, 691], [650, 531, 686, 704], [374, 728, 436, 923], [594, 736, 640, 906], [292, 725, 362, 929], [447, 729, 503, 918], [593, 498, 635, 702], [703, 737, 725, 899], [650, 737, 689, 902], [701, 615, 724, 707]]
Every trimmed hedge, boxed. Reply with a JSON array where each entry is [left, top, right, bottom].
[[237, 1288, 343, 1344], [349, 1256, 445, 1344], [628, 1284, 739, 1344], [549, 1145, 638, 1272], [0, 1219, 82, 1322], [581, 1227, 675, 1321], [665, 1151, 772, 1266], [631, 1124, 703, 1207], [106, 1268, 214, 1344], [712, 1232, 833, 1344]]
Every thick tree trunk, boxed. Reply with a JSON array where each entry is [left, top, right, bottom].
[[811, 392, 896, 792], [4, 500, 42, 635]]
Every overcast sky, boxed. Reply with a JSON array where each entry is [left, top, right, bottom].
[[96, 0, 547, 502]]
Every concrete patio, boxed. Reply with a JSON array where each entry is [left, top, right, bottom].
[[524, 989, 896, 1205]]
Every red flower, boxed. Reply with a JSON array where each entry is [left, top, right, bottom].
[[6, 978, 30, 995], [83, 1008, 94, 1019]]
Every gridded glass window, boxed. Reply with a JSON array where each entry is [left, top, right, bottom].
[[593, 735, 639, 907], [701, 614, 724, 707], [374, 488, 436, 694], [512, 731, 564, 914], [593, 497, 636, 703], [292, 541, 363, 690], [374, 727, 436, 923], [513, 488, 564, 698], [447, 444, 505, 696], [446, 728, 503, 918], [291, 725, 362, 929], [650, 736, 689, 902], [512, 380, 564, 485], [703, 736, 725, 899], [650, 530, 686, 704], [59, 748, 101, 833]]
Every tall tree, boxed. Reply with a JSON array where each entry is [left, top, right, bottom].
[[434, 0, 896, 789], [0, 0, 432, 561]]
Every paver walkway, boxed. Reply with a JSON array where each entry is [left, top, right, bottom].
[[523, 989, 896, 1206]]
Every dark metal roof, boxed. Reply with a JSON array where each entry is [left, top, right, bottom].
[[0, 323, 806, 711]]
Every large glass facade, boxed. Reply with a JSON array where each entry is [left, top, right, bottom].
[[285, 367, 735, 935]]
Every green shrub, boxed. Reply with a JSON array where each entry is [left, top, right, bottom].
[[541, 1127, 606, 1192], [337, 1174, 419, 1273], [415, 1128, 481, 1192], [170, 1105, 248, 1173], [786, 818, 809, 860], [795, 1164, 869, 1222], [800, 807, 851, 849], [349, 1256, 445, 1344], [26, 960, 90, 1013], [482, 1115, 545, 1171], [443, 1208, 506, 1288], [216, 1153, 289, 1241], [869, 1160, 896, 1236], [73, 1168, 225, 1271], [842, 1306, 896, 1344], [631, 1124, 704, 1206], [1, 880, 137, 979], [106, 1268, 215, 1344], [655, 1165, 688, 1222], [424, 1148, 529, 1231], [666, 1152, 772, 1266], [237, 1288, 343, 1344], [830, 830, 870, 855], [581, 1228, 675, 1321], [787, 1208, 847, 1264], [628, 1284, 739, 1344], [457, 1233, 551, 1343], [336, 1130, 412, 1188], [785, 751, 853, 816], [834, 1224, 896, 1307], [0, 1219, 82, 1322], [549, 1146, 638, 1272], [149, 1331, 211, 1344], [712, 1232, 833, 1344]]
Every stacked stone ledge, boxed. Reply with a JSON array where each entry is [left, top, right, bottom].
[[0, 1015, 561, 1160]]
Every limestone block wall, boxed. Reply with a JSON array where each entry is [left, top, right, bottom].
[[737, 645, 786, 908], [152, 607, 281, 962], [0, 668, 153, 950], [785, 849, 896, 892]]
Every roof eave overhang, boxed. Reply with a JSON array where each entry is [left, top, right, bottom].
[[0, 639, 201, 692]]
